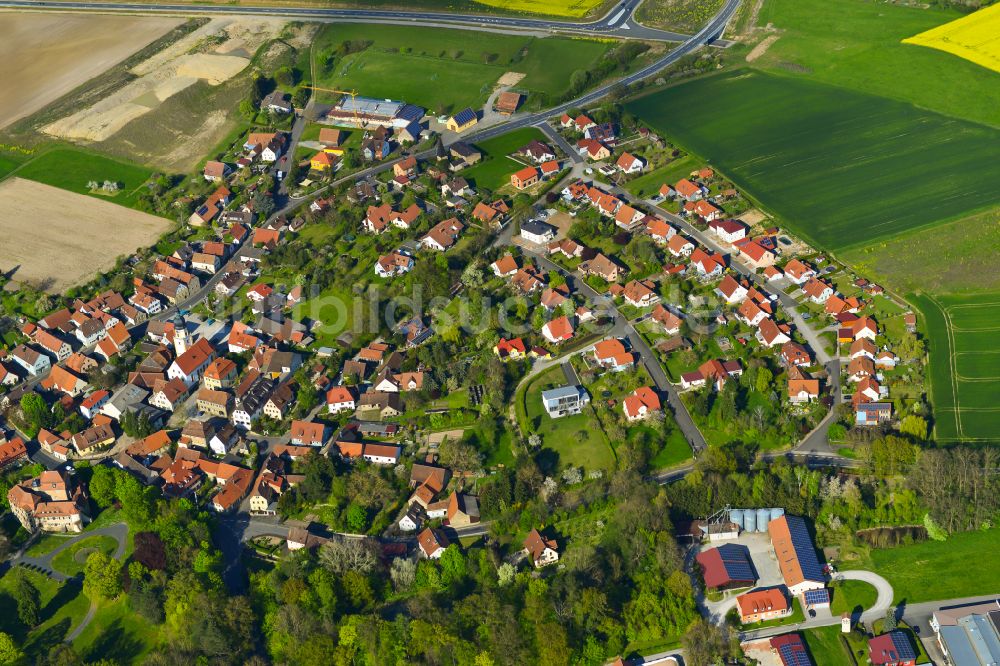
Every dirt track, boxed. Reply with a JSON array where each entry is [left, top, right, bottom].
[[0, 13, 181, 129], [0, 178, 171, 292]]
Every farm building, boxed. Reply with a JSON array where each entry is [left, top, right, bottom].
[[768, 515, 826, 596], [696, 543, 757, 590]]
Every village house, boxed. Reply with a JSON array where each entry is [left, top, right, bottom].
[[542, 316, 575, 344], [71, 422, 116, 456], [651, 304, 683, 335], [623, 386, 661, 422], [690, 248, 726, 278], [491, 254, 519, 278], [622, 279, 658, 308], [579, 253, 623, 282], [446, 107, 478, 133], [290, 420, 327, 447], [523, 529, 560, 567], [520, 220, 556, 245], [646, 217, 676, 245], [203, 358, 238, 390], [150, 378, 190, 412], [757, 318, 791, 347], [511, 166, 539, 190], [717, 275, 749, 304], [326, 386, 357, 414], [802, 278, 835, 304], [681, 359, 743, 391], [418, 527, 449, 559], [708, 218, 748, 244], [494, 337, 527, 361], [11, 345, 50, 376], [35, 329, 72, 363], [738, 240, 778, 269], [616, 152, 645, 174], [593, 338, 635, 372], [196, 388, 232, 417], [420, 218, 465, 251], [674, 178, 706, 201], [376, 250, 415, 278], [784, 259, 816, 285], [520, 140, 556, 163], [788, 377, 821, 404], [667, 234, 695, 257], [737, 588, 791, 624], [43, 366, 88, 397]]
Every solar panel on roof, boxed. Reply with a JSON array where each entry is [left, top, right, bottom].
[[777, 643, 813, 666], [889, 632, 917, 660], [803, 589, 830, 605], [786, 516, 826, 582], [717, 544, 757, 582]]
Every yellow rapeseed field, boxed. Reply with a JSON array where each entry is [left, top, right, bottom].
[[903, 3, 1000, 74], [473, 0, 605, 18]]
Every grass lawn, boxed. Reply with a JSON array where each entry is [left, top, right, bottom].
[[623, 153, 700, 199], [802, 625, 856, 666], [632, 424, 692, 469], [753, 0, 1000, 128], [292, 284, 356, 345], [867, 528, 1000, 603], [51, 536, 119, 577], [830, 579, 878, 617], [626, 69, 1000, 253], [522, 366, 615, 472], [25, 533, 77, 557], [0, 569, 91, 658], [0, 149, 30, 180], [14, 146, 155, 209], [73, 596, 160, 664], [457, 126, 548, 191], [313, 24, 614, 113]]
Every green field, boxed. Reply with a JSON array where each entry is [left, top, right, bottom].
[[459, 126, 548, 191], [626, 69, 1000, 251], [842, 208, 1000, 295], [13, 147, 155, 209], [521, 367, 615, 472], [910, 292, 1000, 441], [313, 24, 614, 113], [802, 625, 856, 666], [754, 0, 1000, 128], [868, 528, 1000, 603]]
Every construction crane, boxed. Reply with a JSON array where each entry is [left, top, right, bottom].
[[309, 86, 363, 127]]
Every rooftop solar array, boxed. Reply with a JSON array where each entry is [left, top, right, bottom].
[[803, 588, 830, 606], [717, 544, 756, 582], [777, 642, 812, 666], [786, 516, 826, 582], [888, 632, 917, 660]]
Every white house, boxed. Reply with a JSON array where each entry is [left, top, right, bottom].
[[326, 386, 356, 414], [520, 220, 556, 245], [11, 345, 50, 377]]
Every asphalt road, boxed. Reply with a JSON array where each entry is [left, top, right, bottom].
[[0, 0, 719, 43]]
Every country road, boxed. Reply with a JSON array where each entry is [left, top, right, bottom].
[[0, 0, 735, 44]]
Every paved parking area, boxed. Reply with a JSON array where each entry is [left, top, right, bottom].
[[700, 532, 783, 621]]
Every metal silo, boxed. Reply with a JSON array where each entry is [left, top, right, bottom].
[[757, 508, 771, 531], [770, 507, 785, 522], [729, 509, 745, 530], [744, 509, 757, 532]]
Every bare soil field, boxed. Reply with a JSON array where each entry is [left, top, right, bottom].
[[0, 178, 171, 292], [0, 14, 182, 129], [44, 17, 286, 143]]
